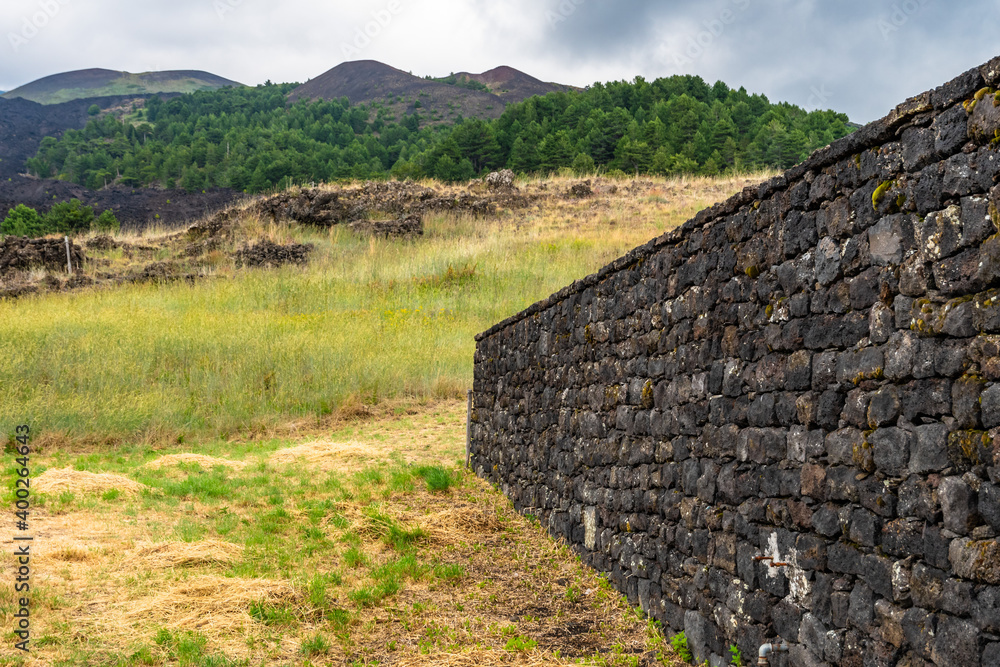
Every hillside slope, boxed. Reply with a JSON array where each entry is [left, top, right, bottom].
[[289, 61, 509, 121], [0, 95, 236, 225], [2, 68, 243, 105], [27, 72, 853, 192], [453, 65, 577, 103]]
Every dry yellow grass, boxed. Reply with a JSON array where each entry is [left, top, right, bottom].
[[118, 575, 298, 633], [414, 501, 507, 543], [34, 467, 147, 496], [268, 439, 394, 471], [127, 540, 244, 569], [392, 650, 578, 666]]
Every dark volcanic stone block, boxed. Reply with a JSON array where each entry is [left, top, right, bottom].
[[931, 614, 980, 666], [881, 517, 924, 557], [981, 482, 1000, 532], [867, 386, 900, 428], [870, 427, 913, 477], [940, 476, 977, 535], [910, 423, 949, 474], [829, 541, 864, 575]]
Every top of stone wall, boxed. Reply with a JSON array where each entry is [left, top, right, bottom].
[[475, 55, 1000, 342]]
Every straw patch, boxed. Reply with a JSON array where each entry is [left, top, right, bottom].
[[412, 502, 505, 543], [35, 467, 147, 496], [346, 406, 466, 467], [338, 501, 413, 541], [269, 439, 391, 471], [49, 545, 94, 563], [393, 651, 575, 666], [128, 540, 244, 569], [144, 453, 247, 471], [121, 576, 298, 633]]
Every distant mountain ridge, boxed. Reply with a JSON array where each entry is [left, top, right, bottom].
[[6, 62, 573, 117], [289, 61, 572, 121], [2, 68, 243, 105], [452, 66, 578, 104]]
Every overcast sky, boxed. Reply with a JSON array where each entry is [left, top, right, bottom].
[[1, 0, 997, 123]]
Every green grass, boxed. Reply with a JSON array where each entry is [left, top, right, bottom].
[[414, 464, 453, 492], [504, 635, 539, 651], [0, 209, 679, 442], [153, 629, 240, 667], [301, 633, 331, 658], [670, 631, 692, 662], [364, 506, 428, 549]]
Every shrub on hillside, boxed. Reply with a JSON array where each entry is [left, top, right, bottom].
[[93, 209, 120, 233], [44, 199, 95, 234], [572, 153, 596, 176], [1, 204, 45, 236], [1, 201, 119, 237]]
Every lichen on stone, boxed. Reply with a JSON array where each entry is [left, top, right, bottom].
[[641, 380, 654, 409], [872, 180, 895, 211]]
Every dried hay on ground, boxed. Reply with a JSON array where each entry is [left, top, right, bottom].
[[269, 439, 390, 471], [336, 492, 506, 551], [120, 576, 297, 633], [414, 501, 506, 543], [144, 453, 247, 471], [394, 651, 574, 666], [128, 540, 244, 568], [35, 467, 147, 496]]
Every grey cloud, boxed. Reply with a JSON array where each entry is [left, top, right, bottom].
[[0, 0, 997, 123]]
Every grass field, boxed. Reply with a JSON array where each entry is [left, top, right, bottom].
[[0, 173, 769, 666], [0, 173, 770, 446]]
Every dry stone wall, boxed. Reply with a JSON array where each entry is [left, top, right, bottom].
[[471, 56, 1000, 667]]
